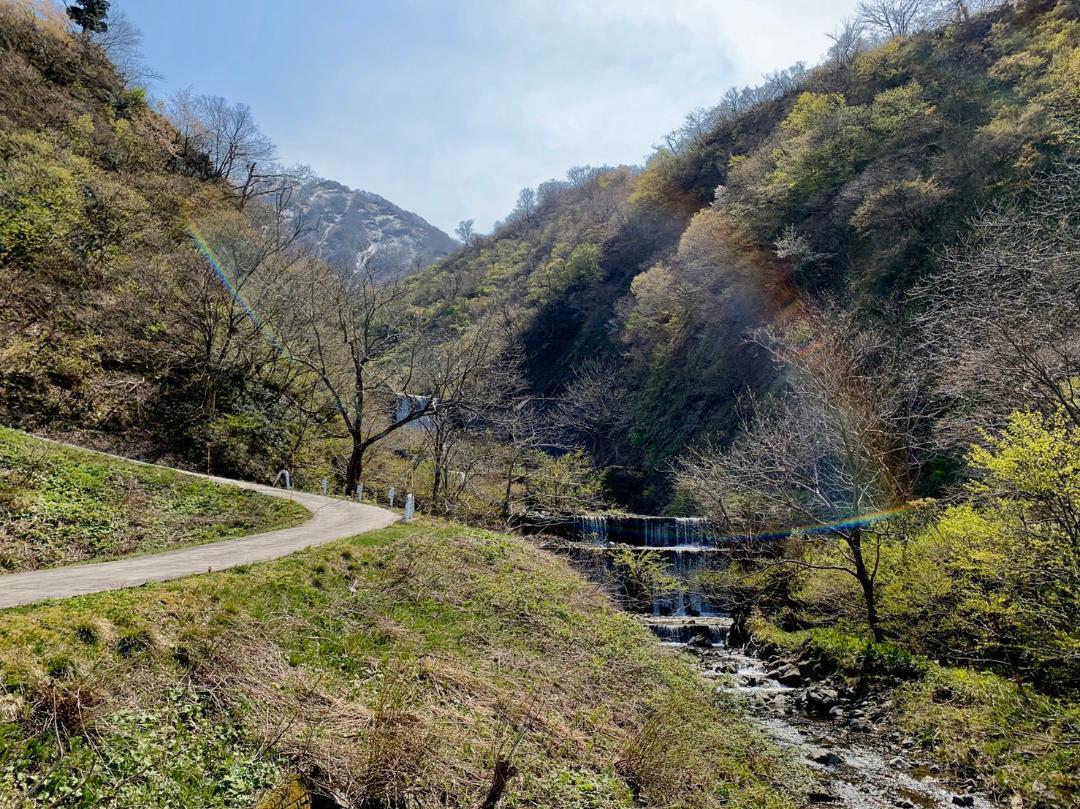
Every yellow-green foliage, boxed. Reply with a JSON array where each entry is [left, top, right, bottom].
[[0, 522, 809, 808], [895, 665, 1080, 808], [0, 5, 330, 484], [0, 428, 308, 571], [753, 620, 1079, 808], [527, 241, 602, 303], [883, 411, 1080, 688], [525, 449, 604, 512]]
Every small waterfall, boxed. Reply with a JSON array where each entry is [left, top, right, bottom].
[[650, 547, 715, 617], [547, 511, 730, 643], [576, 515, 608, 544], [643, 618, 730, 645], [569, 515, 715, 546]]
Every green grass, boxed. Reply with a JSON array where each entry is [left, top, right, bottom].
[[0, 521, 810, 808], [0, 428, 309, 571], [750, 620, 1080, 808]]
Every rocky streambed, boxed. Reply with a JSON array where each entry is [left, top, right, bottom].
[[647, 618, 1000, 809]]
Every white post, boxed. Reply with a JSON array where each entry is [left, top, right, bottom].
[[404, 493, 415, 522], [357, 483, 364, 502], [388, 487, 397, 508], [321, 478, 328, 496]]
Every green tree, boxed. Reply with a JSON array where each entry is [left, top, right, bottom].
[[885, 410, 1080, 688], [66, 0, 110, 33]]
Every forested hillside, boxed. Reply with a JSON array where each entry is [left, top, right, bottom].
[[0, 0, 462, 490], [413, 0, 1080, 509], [1, 0, 1079, 805]]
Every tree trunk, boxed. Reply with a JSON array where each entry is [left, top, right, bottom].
[[344, 434, 364, 496], [431, 462, 442, 505], [204, 380, 217, 475], [846, 529, 883, 642]]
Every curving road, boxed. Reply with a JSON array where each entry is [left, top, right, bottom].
[[0, 461, 399, 609]]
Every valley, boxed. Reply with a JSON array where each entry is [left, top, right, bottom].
[[1, 0, 1078, 806]]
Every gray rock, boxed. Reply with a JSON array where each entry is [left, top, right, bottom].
[[811, 751, 845, 766], [771, 663, 804, 686], [951, 797, 975, 807]]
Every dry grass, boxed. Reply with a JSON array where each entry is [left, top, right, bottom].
[[0, 521, 809, 808]]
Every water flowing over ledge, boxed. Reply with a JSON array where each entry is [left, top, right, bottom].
[[528, 513, 717, 546]]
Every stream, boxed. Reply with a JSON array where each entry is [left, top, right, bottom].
[[545, 515, 1000, 809], [687, 625, 997, 809]]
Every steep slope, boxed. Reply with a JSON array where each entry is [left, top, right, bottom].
[[411, 0, 1080, 509], [0, 520, 809, 808], [0, 6, 341, 481], [0, 427, 307, 572], [290, 179, 458, 279]]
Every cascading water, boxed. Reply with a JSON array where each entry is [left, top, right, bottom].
[[565, 514, 714, 546], [550, 514, 997, 808], [559, 514, 726, 620], [576, 515, 609, 544]]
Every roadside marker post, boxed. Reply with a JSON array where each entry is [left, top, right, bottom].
[[388, 487, 397, 508], [404, 493, 415, 522]]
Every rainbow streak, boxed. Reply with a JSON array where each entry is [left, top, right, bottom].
[[187, 222, 286, 354], [749, 504, 916, 541]]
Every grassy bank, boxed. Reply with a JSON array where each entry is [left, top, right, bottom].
[[0, 521, 810, 808], [750, 620, 1080, 807], [0, 428, 308, 571]]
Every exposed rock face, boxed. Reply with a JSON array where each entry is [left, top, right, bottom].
[[290, 179, 458, 280]]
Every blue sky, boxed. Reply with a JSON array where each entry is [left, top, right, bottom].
[[125, 0, 855, 234]]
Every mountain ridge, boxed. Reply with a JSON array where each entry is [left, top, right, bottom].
[[290, 177, 458, 280]]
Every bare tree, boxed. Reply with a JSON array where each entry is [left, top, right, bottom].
[[914, 161, 1080, 444], [857, 0, 929, 37], [556, 358, 633, 468], [167, 91, 306, 207], [511, 187, 537, 225], [826, 18, 871, 67], [925, 0, 1004, 26], [489, 397, 568, 522], [677, 306, 933, 640], [91, 9, 160, 86], [283, 265, 422, 494], [161, 201, 311, 472], [419, 321, 516, 510]]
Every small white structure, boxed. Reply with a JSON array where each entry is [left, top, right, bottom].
[[388, 487, 397, 508], [404, 493, 416, 522], [393, 393, 437, 430], [321, 478, 329, 496]]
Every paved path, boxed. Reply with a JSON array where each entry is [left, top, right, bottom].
[[0, 455, 399, 609]]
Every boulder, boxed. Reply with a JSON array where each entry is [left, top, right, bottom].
[[771, 663, 804, 686], [804, 687, 840, 716], [811, 751, 844, 767], [688, 632, 712, 648], [951, 797, 975, 807]]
